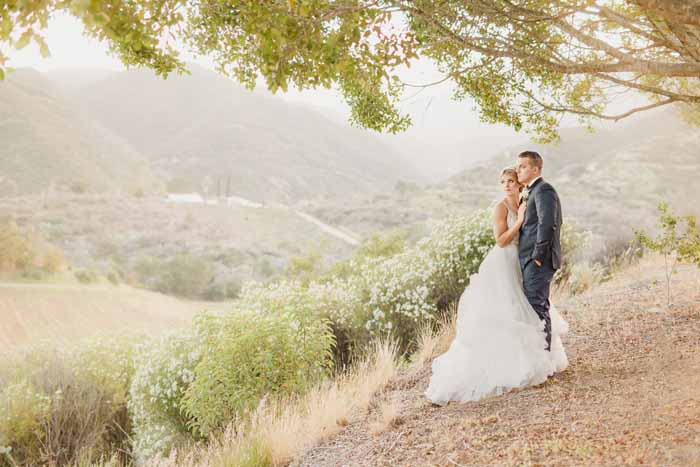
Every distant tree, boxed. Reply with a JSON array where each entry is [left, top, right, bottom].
[[394, 180, 420, 197], [3, 1, 700, 140], [0, 221, 34, 272], [287, 249, 323, 285]]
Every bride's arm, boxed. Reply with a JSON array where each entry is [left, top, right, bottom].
[[493, 203, 524, 247]]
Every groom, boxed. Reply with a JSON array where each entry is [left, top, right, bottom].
[[516, 151, 562, 351]]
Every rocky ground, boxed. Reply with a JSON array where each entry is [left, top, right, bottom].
[[293, 258, 700, 466]]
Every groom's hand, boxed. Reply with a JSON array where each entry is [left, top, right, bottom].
[[535, 260, 542, 267]]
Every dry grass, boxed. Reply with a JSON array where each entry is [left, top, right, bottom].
[[368, 396, 402, 435], [141, 339, 400, 467], [0, 283, 227, 355], [409, 305, 457, 372]]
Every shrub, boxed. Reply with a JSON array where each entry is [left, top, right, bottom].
[[0, 337, 139, 467], [360, 210, 494, 350], [355, 230, 408, 259], [75, 269, 98, 284], [636, 202, 700, 306], [286, 249, 322, 284], [0, 221, 35, 273], [553, 220, 593, 286], [107, 271, 120, 285], [133, 254, 216, 299], [70, 180, 88, 194], [157, 254, 215, 298], [181, 307, 335, 437], [42, 246, 65, 274], [255, 257, 276, 278], [128, 331, 201, 461], [202, 279, 241, 301], [565, 262, 605, 295], [0, 381, 51, 467]]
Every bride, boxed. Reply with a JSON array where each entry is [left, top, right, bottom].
[[425, 167, 568, 406]]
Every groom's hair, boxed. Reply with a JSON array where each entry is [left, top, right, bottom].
[[518, 151, 543, 170]]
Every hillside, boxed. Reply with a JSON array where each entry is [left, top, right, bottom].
[[293, 257, 700, 466], [0, 69, 160, 196], [0, 193, 357, 296], [303, 107, 700, 245], [0, 282, 225, 355], [441, 109, 700, 237], [57, 65, 421, 203]]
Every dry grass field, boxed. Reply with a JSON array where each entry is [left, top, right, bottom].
[[0, 282, 226, 355]]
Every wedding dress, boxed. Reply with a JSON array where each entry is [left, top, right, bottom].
[[425, 205, 568, 405]]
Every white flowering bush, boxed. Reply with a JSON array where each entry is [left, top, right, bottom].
[[360, 210, 495, 348], [229, 210, 495, 358], [128, 331, 201, 461]]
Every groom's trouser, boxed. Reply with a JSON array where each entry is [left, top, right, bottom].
[[522, 260, 555, 351]]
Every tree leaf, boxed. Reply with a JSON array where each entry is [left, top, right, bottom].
[[15, 30, 32, 50]]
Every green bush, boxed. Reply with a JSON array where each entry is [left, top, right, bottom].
[[75, 269, 98, 284], [286, 249, 322, 284], [106, 271, 120, 285], [133, 254, 216, 299], [203, 279, 241, 301], [181, 307, 335, 437], [157, 254, 215, 298], [0, 381, 51, 466]]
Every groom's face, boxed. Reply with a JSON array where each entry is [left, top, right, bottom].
[[517, 157, 539, 185]]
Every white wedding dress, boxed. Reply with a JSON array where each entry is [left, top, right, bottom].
[[425, 206, 568, 405]]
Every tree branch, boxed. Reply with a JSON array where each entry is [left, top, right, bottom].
[[523, 89, 678, 122]]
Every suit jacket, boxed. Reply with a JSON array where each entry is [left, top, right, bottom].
[[518, 178, 562, 270]]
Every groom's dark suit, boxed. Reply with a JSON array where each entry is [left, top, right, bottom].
[[518, 177, 562, 351]]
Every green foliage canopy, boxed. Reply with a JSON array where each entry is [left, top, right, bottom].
[[3, 1, 700, 139]]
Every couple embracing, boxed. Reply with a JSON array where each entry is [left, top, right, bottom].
[[426, 151, 569, 406]]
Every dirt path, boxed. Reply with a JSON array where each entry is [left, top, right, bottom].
[[293, 260, 700, 466]]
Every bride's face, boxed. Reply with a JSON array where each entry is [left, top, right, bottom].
[[500, 175, 521, 196]]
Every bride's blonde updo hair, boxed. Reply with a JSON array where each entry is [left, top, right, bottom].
[[500, 166, 519, 183]]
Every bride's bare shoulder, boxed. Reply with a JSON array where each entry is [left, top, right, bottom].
[[492, 200, 508, 220]]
